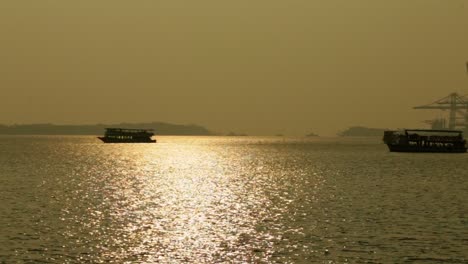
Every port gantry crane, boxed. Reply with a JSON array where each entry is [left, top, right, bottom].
[[414, 93, 468, 130]]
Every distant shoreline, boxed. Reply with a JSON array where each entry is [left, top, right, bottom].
[[0, 124, 396, 137], [0, 123, 214, 136], [338, 126, 387, 137]]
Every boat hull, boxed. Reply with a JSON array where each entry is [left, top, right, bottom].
[[98, 137, 156, 143], [387, 144, 467, 153]]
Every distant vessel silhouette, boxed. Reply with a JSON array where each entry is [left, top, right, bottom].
[[98, 128, 156, 143], [383, 129, 466, 153]]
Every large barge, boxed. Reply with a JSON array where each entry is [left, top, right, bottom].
[[383, 129, 467, 153], [98, 128, 156, 143]]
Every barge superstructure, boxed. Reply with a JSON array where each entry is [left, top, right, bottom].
[[98, 128, 156, 143], [383, 129, 466, 153]]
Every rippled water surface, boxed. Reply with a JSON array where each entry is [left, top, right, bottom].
[[1, 136, 467, 263]]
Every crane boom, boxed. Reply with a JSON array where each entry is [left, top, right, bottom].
[[414, 93, 468, 130]]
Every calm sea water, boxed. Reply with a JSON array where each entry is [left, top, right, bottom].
[[0, 136, 467, 263]]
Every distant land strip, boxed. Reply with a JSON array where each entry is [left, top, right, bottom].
[[338, 126, 387, 137], [0, 123, 214, 135]]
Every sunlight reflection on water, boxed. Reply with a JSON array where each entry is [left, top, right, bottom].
[[52, 137, 326, 263]]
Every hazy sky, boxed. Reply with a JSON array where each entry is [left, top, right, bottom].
[[1, 1, 468, 135]]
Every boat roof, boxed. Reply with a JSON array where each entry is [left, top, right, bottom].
[[404, 129, 463, 133], [105, 128, 154, 132]]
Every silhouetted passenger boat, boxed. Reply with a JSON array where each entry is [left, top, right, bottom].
[[383, 129, 466, 153], [98, 128, 156, 143]]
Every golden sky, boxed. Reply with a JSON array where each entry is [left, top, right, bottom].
[[1, 0, 468, 135]]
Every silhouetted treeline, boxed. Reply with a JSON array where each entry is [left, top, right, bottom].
[[338, 126, 386, 137], [0, 123, 213, 135]]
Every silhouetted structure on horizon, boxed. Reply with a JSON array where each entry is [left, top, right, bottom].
[[414, 93, 468, 131]]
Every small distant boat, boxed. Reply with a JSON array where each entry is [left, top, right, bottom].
[[98, 128, 156, 143], [383, 129, 466, 153]]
